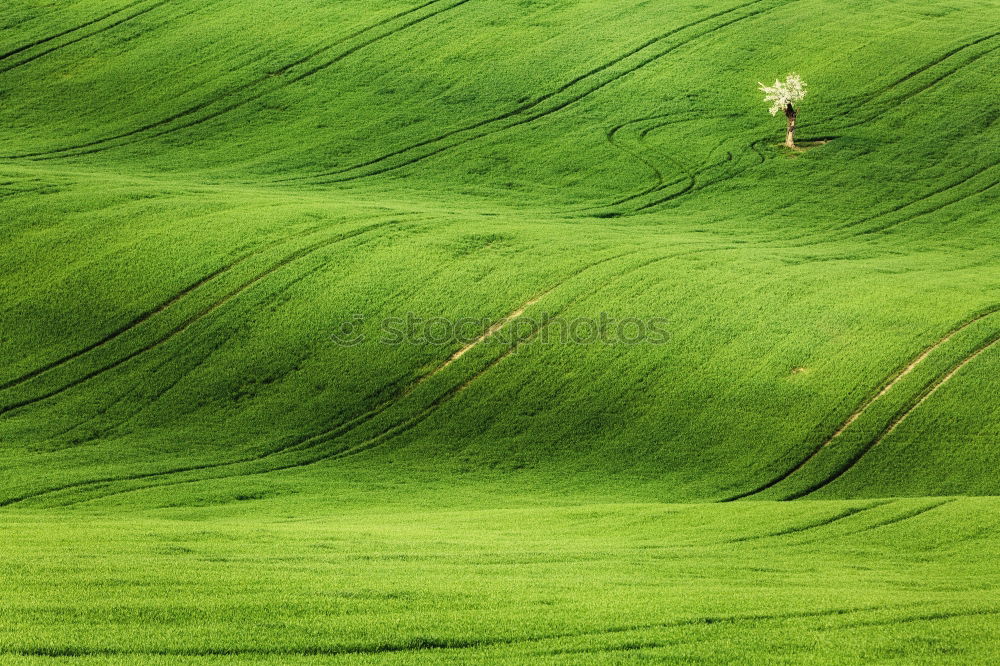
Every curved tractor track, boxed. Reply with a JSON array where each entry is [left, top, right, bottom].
[[0, 247, 641, 507], [0, 216, 412, 417], [722, 306, 1000, 502], [819, 32, 1000, 237], [631, 30, 1000, 219], [271, 0, 799, 185], [50, 236, 385, 444], [0, 199, 312, 393], [0, 0, 241, 78], [789, 499, 957, 544], [820, 30, 1000, 135], [2, 0, 471, 161], [0, 0, 169, 74], [0, 0, 149, 63], [585, 113, 748, 215], [580, 114, 700, 214], [1, 245, 738, 509], [788, 331, 1000, 499]]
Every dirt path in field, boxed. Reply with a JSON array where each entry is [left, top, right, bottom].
[[431, 294, 545, 372]]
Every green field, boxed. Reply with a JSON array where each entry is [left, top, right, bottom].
[[2, 0, 999, 661]]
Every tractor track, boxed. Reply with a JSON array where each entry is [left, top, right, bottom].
[[0, 202, 361, 393], [821, 32, 1000, 132], [52, 242, 365, 443], [838, 608, 1000, 631], [634, 144, 733, 212], [859, 168, 1000, 236], [600, 117, 700, 210], [6, 246, 736, 508], [591, 112, 719, 210], [0, 0, 151, 64], [0, 604, 925, 657], [601, 124, 671, 207], [0, 218, 409, 417], [776, 499, 957, 545], [0, 1, 176, 76], [721, 306, 1000, 502], [0, 247, 642, 506], [276, 0, 796, 185], [1, 260, 239, 393], [790, 330, 1000, 499], [89, 245, 624, 450], [724, 501, 892, 543], [4, 0, 467, 160], [836, 499, 955, 537]]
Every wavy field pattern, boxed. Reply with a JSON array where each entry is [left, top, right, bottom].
[[2, 0, 1000, 661]]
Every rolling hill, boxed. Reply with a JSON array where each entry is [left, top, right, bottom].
[[1, 0, 999, 661]]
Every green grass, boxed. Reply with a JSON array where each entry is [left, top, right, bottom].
[[3, 499, 1000, 662], [1, 0, 999, 661]]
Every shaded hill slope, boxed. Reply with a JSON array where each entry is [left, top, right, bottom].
[[1, 0, 999, 507]]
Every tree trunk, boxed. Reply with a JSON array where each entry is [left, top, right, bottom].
[[784, 103, 797, 149]]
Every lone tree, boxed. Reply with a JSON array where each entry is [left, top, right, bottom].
[[759, 74, 807, 149]]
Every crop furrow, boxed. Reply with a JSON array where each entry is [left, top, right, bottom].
[[0, 0, 150, 63], [0, 1, 171, 75], [0, 219, 404, 418], [0, 202, 340, 392], [721, 307, 1000, 502], [280, 0, 794, 184], [725, 501, 892, 543], [790, 331, 1000, 499], [4, 0, 465, 160]]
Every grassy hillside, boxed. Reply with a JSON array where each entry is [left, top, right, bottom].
[[1, 0, 999, 661]]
